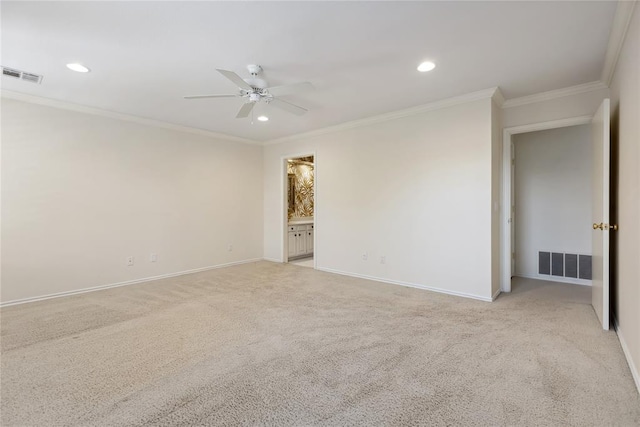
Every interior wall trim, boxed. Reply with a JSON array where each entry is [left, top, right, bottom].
[[601, 0, 637, 86], [501, 81, 608, 109], [316, 267, 493, 302], [264, 87, 500, 146], [0, 258, 263, 308], [0, 90, 259, 145], [613, 314, 640, 394]]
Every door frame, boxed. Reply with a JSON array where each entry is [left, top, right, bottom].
[[281, 151, 316, 266], [501, 115, 592, 292]]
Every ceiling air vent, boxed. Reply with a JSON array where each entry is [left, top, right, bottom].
[[21, 72, 43, 84], [1, 66, 43, 84], [2, 67, 21, 78]]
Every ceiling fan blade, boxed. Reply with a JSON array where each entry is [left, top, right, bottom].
[[236, 102, 255, 118], [217, 69, 253, 91], [269, 98, 308, 116], [184, 94, 238, 99], [266, 82, 314, 97]]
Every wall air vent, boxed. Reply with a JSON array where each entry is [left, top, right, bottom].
[[538, 251, 591, 280], [1, 66, 43, 84]]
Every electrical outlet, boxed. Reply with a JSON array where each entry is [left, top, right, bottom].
[[150, 253, 157, 262], [380, 256, 386, 264], [126, 256, 134, 266], [362, 252, 368, 261], [228, 244, 233, 252]]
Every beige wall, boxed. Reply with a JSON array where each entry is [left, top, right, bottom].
[[609, 5, 640, 390], [264, 97, 496, 301], [1, 99, 264, 303]]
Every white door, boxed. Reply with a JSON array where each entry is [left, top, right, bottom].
[[591, 98, 610, 331]]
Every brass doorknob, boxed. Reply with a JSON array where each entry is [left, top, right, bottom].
[[593, 223, 619, 231]]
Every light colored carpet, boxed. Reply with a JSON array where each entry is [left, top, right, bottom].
[[1, 262, 638, 426]]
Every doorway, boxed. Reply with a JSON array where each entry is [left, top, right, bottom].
[[283, 154, 315, 268], [511, 124, 593, 290], [501, 116, 592, 292], [501, 100, 612, 330]]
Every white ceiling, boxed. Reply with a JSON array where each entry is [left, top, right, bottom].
[[1, 1, 616, 142]]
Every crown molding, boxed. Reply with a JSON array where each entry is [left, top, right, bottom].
[[601, 0, 637, 86], [264, 87, 499, 146], [501, 81, 608, 109], [0, 90, 260, 145], [492, 87, 505, 107]]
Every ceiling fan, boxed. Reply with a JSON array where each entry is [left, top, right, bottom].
[[184, 64, 313, 119]]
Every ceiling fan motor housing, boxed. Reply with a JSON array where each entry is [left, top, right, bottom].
[[244, 64, 268, 91], [244, 77, 268, 90]]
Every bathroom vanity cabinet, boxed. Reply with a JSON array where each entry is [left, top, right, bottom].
[[287, 223, 314, 258]]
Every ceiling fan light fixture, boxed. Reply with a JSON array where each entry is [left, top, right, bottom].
[[417, 61, 436, 72], [257, 116, 269, 122], [66, 63, 90, 73]]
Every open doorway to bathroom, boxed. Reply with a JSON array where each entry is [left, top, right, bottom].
[[285, 155, 314, 268]]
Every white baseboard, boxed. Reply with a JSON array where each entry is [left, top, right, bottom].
[[613, 315, 640, 394], [262, 257, 283, 263], [316, 267, 493, 302], [515, 273, 592, 286], [492, 289, 502, 301], [0, 258, 263, 308]]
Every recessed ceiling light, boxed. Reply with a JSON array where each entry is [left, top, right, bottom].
[[66, 63, 90, 73], [257, 116, 269, 122], [417, 61, 436, 72]]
